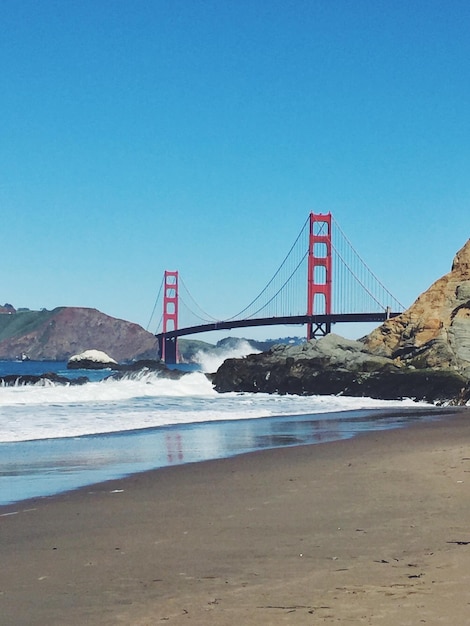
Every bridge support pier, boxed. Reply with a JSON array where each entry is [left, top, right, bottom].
[[159, 335, 178, 365], [307, 319, 332, 339]]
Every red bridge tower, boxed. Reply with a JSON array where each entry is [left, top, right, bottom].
[[307, 212, 332, 339], [161, 270, 179, 364]]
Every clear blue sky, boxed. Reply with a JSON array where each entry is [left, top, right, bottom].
[[1, 0, 469, 341]]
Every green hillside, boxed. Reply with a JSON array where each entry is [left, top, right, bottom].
[[0, 308, 64, 342]]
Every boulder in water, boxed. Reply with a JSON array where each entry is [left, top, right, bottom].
[[0, 372, 88, 386], [67, 349, 118, 370]]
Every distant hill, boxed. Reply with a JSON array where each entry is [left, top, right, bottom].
[[177, 335, 303, 363], [0, 307, 160, 361]]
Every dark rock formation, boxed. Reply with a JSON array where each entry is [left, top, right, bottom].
[[0, 373, 88, 386], [212, 334, 469, 403], [67, 359, 119, 370], [110, 360, 188, 380]]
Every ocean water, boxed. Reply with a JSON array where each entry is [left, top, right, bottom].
[[0, 359, 442, 506]]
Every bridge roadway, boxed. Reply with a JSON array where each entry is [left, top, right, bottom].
[[156, 311, 402, 341]]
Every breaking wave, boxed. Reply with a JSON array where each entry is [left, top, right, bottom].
[[194, 340, 261, 373], [0, 367, 428, 443]]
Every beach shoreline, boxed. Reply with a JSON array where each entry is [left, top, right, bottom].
[[1, 404, 458, 507], [2, 408, 470, 624]]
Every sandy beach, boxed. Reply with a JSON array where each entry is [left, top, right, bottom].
[[2, 409, 470, 625]]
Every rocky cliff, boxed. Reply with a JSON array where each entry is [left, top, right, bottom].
[[213, 239, 470, 403], [0, 307, 159, 361], [363, 239, 470, 376]]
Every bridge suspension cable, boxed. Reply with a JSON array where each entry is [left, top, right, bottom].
[[151, 211, 405, 337], [178, 276, 220, 323], [225, 215, 310, 321], [146, 274, 164, 332], [331, 217, 404, 313], [241, 250, 309, 320]]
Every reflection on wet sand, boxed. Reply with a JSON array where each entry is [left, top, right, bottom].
[[0, 406, 449, 505]]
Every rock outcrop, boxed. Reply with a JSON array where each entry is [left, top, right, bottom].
[[213, 334, 469, 403], [213, 239, 470, 404], [67, 350, 119, 370], [110, 360, 189, 380], [0, 373, 88, 386], [363, 239, 470, 376], [0, 359, 191, 386]]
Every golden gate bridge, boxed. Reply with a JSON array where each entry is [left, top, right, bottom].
[[149, 213, 404, 363]]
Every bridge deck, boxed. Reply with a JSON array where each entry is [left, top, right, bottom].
[[156, 312, 401, 340]]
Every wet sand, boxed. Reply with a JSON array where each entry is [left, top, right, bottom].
[[2, 408, 470, 625]]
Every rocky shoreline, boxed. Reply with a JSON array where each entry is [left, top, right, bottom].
[[0, 359, 185, 387], [0, 372, 89, 387], [212, 334, 469, 404], [214, 239, 470, 405]]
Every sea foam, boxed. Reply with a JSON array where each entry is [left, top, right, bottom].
[[0, 369, 428, 443]]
